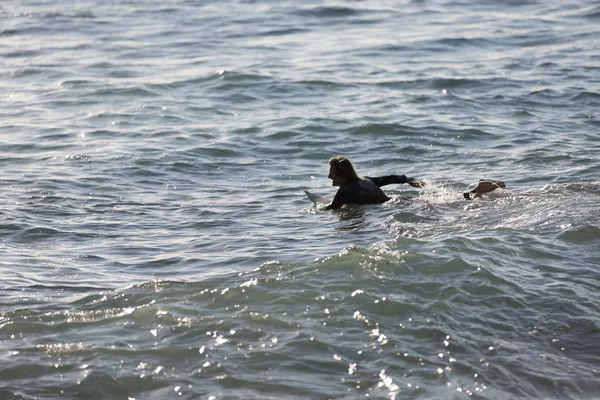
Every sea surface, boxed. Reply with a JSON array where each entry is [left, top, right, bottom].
[[1, 0, 599, 399]]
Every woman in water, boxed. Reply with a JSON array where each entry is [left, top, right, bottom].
[[324, 156, 426, 210]]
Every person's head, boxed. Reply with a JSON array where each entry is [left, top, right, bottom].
[[328, 156, 359, 186]]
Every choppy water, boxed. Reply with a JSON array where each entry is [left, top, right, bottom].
[[1, 1, 600, 399]]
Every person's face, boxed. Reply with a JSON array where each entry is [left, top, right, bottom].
[[328, 166, 344, 187]]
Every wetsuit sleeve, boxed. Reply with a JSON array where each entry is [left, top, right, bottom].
[[367, 175, 425, 188], [323, 189, 346, 210], [366, 175, 407, 187]]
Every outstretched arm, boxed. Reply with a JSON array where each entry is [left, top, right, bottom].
[[366, 175, 426, 188]]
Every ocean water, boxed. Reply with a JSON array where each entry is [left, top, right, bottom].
[[1, 0, 599, 399]]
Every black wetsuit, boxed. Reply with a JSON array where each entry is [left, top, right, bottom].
[[324, 175, 411, 210]]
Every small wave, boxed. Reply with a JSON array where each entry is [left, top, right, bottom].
[[87, 61, 115, 69], [13, 226, 63, 242], [0, 223, 31, 235], [537, 182, 600, 195], [576, 5, 600, 19], [416, 256, 475, 274], [570, 91, 600, 101], [217, 70, 272, 83], [0, 28, 21, 36], [505, 33, 563, 48], [259, 27, 308, 37], [10, 68, 47, 78], [557, 225, 600, 244], [293, 6, 362, 18], [105, 69, 140, 79], [26, 283, 107, 293], [148, 74, 223, 91], [59, 79, 95, 88], [375, 77, 488, 91], [537, 61, 560, 69], [186, 146, 240, 158], [3, 49, 41, 58], [42, 10, 96, 19], [90, 86, 159, 98], [38, 132, 77, 142], [294, 79, 347, 90], [152, 70, 275, 94], [344, 122, 414, 137], [562, 182, 600, 195], [434, 37, 496, 49], [511, 109, 537, 118], [263, 130, 301, 141], [528, 88, 561, 97], [430, 77, 484, 90]]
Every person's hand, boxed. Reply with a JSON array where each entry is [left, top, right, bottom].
[[407, 177, 426, 188]]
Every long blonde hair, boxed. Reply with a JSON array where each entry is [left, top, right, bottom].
[[328, 156, 359, 181]]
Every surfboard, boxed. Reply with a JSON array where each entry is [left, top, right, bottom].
[[305, 190, 331, 206]]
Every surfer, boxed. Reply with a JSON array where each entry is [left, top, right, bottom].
[[323, 156, 425, 210]]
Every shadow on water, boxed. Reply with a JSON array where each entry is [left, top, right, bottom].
[[335, 207, 366, 232]]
